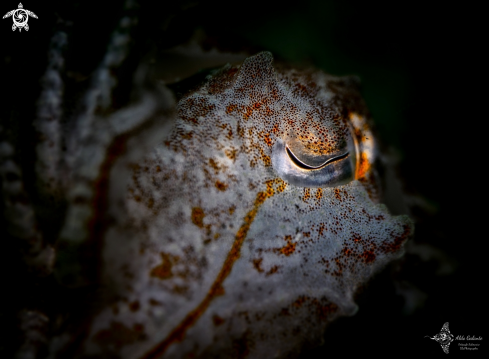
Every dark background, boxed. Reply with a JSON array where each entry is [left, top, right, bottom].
[[1, 0, 486, 357]]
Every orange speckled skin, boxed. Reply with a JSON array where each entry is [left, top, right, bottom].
[[70, 52, 413, 358]]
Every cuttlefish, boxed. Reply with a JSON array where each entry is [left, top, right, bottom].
[[54, 52, 413, 358]]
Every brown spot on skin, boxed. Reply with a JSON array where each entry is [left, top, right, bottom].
[[342, 247, 353, 257], [129, 301, 140, 312], [266, 265, 279, 276], [334, 188, 342, 201], [351, 234, 362, 243], [279, 241, 296, 256], [315, 188, 323, 201], [362, 250, 376, 264], [215, 180, 228, 191], [265, 181, 275, 197], [150, 253, 173, 280], [225, 148, 238, 161], [276, 178, 287, 192], [259, 150, 271, 166], [183, 117, 198, 125], [226, 104, 237, 114], [191, 207, 205, 228], [276, 235, 297, 256], [252, 258, 264, 273], [318, 223, 326, 236], [149, 299, 162, 306], [208, 158, 220, 173], [271, 123, 280, 134], [292, 296, 307, 308], [379, 224, 411, 254], [311, 299, 338, 322], [141, 190, 272, 359], [212, 315, 225, 326], [243, 107, 253, 120], [227, 129, 234, 140]]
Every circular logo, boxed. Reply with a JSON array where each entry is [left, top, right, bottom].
[[12, 9, 28, 28]]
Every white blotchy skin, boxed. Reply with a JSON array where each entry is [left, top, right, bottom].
[[65, 52, 413, 359]]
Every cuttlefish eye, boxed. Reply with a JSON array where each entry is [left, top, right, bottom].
[[271, 134, 358, 188]]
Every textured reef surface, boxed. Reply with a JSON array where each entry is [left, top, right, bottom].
[[45, 51, 413, 358]]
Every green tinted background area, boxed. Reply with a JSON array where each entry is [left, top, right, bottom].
[[195, 0, 411, 152], [240, 1, 409, 152]]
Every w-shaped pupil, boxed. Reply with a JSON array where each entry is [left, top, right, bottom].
[[285, 145, 349, 170]]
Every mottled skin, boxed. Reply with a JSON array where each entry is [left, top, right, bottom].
[[65, 52, 412, 358]]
